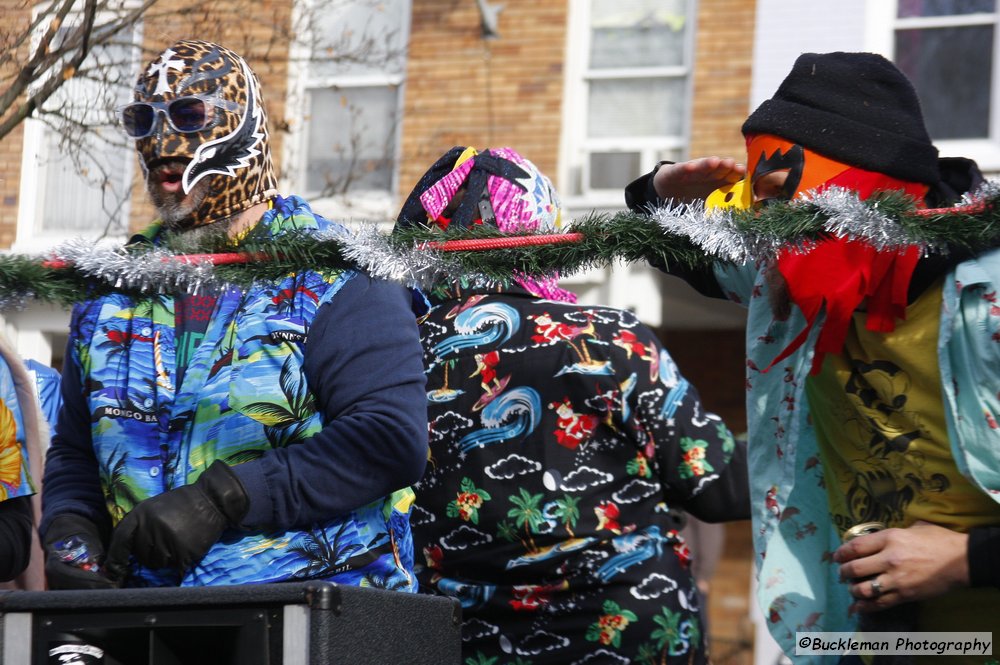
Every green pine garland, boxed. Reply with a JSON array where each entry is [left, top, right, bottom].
[[4, 187, 1000, 311]]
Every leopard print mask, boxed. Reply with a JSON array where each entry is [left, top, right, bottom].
[[133, 40, 277, 229]]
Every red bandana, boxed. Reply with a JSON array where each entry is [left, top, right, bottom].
[[767, 164, 928, 374]]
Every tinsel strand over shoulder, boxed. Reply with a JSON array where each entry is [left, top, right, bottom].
[[5, 181, 1000, 310]]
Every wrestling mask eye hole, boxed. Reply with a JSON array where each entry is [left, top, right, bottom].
[[753, 170, 792, 203]]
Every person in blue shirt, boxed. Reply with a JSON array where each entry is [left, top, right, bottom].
[[40, 40, 427, 590]]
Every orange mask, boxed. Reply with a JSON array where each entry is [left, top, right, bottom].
[[708, 135, 928, 209], [710, 135, 932, 374]]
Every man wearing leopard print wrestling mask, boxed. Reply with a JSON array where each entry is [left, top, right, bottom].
[[40, 40, 428, 590]]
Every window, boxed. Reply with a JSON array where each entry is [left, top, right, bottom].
[[886, 0, 1000, 169], [561, 0, 694, 206], [16, 17, 139, 249], [287, 0, 410, 218]]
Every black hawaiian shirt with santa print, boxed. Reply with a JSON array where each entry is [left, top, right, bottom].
[[410, 282, 748, 665]]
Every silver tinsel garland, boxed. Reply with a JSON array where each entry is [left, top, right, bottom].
[[337, 225, 508, 292], [39, 226, 506, 301], [55, 238, 225, 294], [645, 199, 778, 264], [21, 181, 1000, 305], [648, 182, 1000, 262]]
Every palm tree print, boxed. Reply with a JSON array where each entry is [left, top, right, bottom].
[[96, 325, 144, 394], [265, 280, 320, 317], [651, 607, 689, 661], [289, 521, 364, 579], [428, 358, 462, 402], [552, 494, 581, 536], [102, 449, 142, 523], [636, 642, 658, 665], [464, 654, 498, 665], [506, 488, 544, 553], [242, 355, 316, 448], [685, 617, 702, 664], [362, 569, 410, 591], [223, 449, 266, 465], [496, 519, 518, 543]]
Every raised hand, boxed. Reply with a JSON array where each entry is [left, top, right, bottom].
[[652, 157, 746, 204]]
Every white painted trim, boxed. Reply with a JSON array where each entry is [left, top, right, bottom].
[[896, 13, 997, 28], [585, 66, 688, 79], [304, 73, 405, 88], [558, 0, 694, 205], [14, 117, 43, 252], [557, 0, 589, 199], [280, 0, 311, 195], [863, 0, 895, 56]]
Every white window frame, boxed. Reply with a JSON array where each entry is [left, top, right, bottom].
[[14, 7, 140, 253], [866, 1, 1000, 173], [283, 0, 410, 223], [559, 0, 696, 211]]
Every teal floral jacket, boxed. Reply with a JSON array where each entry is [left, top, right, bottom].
[[717, 248, 1000, 660]]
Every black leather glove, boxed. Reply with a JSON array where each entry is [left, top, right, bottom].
[[104, 460, 249, 582], [0, 495, 33, 582], [43, 513, 116, 589]]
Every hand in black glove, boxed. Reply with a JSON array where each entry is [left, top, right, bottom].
[[104, 460, 249, 582], [43, 513, 116, 590], [0, 495, 33, 582]]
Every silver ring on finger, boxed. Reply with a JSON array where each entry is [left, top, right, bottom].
[[870, 578, 884, 597]]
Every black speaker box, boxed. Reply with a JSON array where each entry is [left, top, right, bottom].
[[0, 582, 461, 665]]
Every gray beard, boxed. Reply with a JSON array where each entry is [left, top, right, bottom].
[[161, 221, 232, 253], [149, 179, 210, 232]]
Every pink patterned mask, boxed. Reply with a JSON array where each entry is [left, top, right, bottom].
[[416, 147, 577, 303]]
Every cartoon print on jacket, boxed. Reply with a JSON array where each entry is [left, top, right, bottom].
[[411, 281, 738, 664]]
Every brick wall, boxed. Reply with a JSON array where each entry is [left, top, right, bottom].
[[0, 121, 24, 251], [398, 0, 568, 206], [690, 0, 757, 160], [400, 0, 753, 203], [0, 4, 33, 249]]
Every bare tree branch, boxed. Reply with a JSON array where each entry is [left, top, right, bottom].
[[2, 0, 409, 234]]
